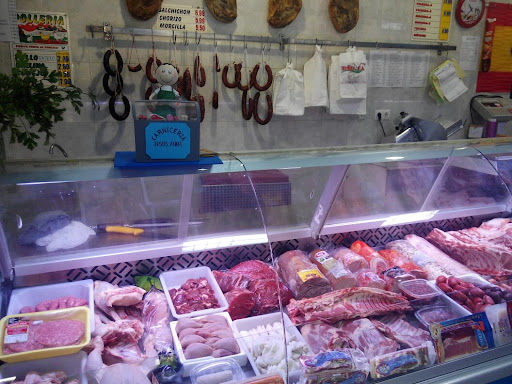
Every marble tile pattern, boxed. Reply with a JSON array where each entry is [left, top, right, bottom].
[[0, 0, 507, 160]]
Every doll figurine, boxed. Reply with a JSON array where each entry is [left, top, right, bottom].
[[149, 63, 180, 120]]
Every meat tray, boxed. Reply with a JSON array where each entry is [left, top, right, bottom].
[[160, 266, 228, 319], [0, 351, 87, 383], [169, 312, 247, 377], [414, 294, 472, 329], [0, 307, 91, 363], [7, 279, 95, 332], [232, 312, 309, 383]]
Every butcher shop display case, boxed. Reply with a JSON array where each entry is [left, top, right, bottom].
[[2, 140, 512, 383]]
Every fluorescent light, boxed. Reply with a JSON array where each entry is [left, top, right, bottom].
[[181, 233, 268, 252], [385, 156, 405, 161], [382, 210, 439, 226]]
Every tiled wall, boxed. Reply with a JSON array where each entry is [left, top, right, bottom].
[[0, 0, 505, 161]]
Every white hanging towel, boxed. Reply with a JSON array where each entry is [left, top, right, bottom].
[[328, 55, 366, 115], [338, 47, 368, 99], [273, 63, 305, 116], [304, 45, 329, 108]]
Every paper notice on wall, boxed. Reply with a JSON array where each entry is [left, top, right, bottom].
[[459, 35, 481, 71], [434, 61, 468, 102], [157, 3, 207, 32], [369, 51, 429, 88], [0, 0, 18, 42]]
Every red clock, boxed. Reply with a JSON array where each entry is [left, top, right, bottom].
[[456, 0, 485, 28]]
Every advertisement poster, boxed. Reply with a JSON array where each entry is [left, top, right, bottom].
[[10, 11, 72, 87]]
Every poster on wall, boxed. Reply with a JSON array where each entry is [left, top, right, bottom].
[[411, 0, 454, 42], [476, 2, 512, 92], [10, 11, 72, 87], [156, 1, 208, 32], [0, 0, 18, 42]]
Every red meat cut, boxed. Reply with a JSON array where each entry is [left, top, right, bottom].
[[213, 271, 250, 293], [224, 288, 255, 320], [229, 260, 278, 279], [250, 279, 293, 315]]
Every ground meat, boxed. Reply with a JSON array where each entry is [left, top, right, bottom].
[[169, 278, 220, 314]]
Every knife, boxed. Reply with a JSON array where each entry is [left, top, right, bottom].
[[90, 224, 144, 236]]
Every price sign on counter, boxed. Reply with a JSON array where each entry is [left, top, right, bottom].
[[411, 0, 454, 42], [157, 4, 208, 32]]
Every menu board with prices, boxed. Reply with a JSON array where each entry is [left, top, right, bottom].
[[11, 11, 73, 87], [412, 0, 454, 42], [157, 3, 208, 32], [0, 0, 18, 42]]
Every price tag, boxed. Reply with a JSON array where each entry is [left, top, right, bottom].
[[56, 51, 72, 87], [157, 4, 208, 32], [411, 0, 453, 42]]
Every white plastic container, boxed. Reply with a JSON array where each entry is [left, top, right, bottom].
[[170, 312, 247, 377], [485, 303, 512, 347], [190, 358, 245, 384], [160, 267, 228, 319], [0, 351, 87, 383], [458, 274, 495, 288], [7, 279, 95, 332], [232, 312, 309, 383]]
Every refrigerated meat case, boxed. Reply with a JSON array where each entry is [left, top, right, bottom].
[[2, 140, 512, 383]]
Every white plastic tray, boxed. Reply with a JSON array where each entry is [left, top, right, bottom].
[[160, 267, 228, 319], [7, 279, 95, 332], [170, 312, 247, 377], [232, 312, 308, 383], [415, 293, 472, 329], [0, 351, 87, 384]]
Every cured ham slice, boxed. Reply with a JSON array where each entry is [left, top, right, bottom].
[[338, 318, 399, 359], [426, 219, 512, 276], [300, 322, 354, 353], [370, 315, 431, 348], [286, 287, 411, 325]]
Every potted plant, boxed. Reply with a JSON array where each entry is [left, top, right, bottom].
[[0, 51, 84, 150]]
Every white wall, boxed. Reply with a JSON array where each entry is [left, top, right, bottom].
[[0, 0, 505, 161]]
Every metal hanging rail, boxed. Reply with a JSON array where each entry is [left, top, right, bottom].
[[86, 23, 457, 55]]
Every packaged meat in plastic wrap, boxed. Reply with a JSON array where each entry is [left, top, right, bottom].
[[355, 270, 386, 290], [350, 241, 389, 273], [300, 322, 354, 354], [299, 349, 369, 384], [141, 287, 173, 353], [277, 250, 331, 299], [332, 247, 369, 273], [378, 249, 427, 279], [309, 248, 356, 290], [369, 342, 436, 379], [381, 267, 415, 293]]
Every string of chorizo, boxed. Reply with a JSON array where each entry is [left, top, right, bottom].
[[146, 56, 162, 83], [194, 54, 206, 87], [191, 94, 205, 122], [222, 63, 239, 88], [212, 90, 219, 109], [237, 63, 253, 91], [241, 90, 254, 120], [253, 93, 273, 125], [251, 64, 273, 91], [183, 68, 192, 100]]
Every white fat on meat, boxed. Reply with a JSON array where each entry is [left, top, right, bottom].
[[300, 322, 353, 353], [370, 315, 431, 348], [239, 322, 309, 376], [339, 318, 400, 359]]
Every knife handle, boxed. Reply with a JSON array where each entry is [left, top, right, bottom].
[[105, 226, 144, 235]]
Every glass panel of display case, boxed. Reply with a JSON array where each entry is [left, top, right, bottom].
[[0, 170, 268, 277]]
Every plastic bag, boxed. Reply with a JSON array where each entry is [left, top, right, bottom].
[[141, 287, 173, 354], [328, 55, 366, 115], [273, 63, 305, 116], [304, 45, 329, 108], [337, 47, 367, 99]]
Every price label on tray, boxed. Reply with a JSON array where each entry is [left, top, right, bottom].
[[157, 3, 208, 32], [4, 317, 30, 344]]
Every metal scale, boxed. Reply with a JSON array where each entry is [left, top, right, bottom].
[[472, 97, 512, 138]]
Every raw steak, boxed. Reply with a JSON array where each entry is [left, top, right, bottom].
[[225, 288, 255, 320], [338, 318, 399, 359], [213, 270, 250, 292], [205, 0, 237, 23], [249, 279, 293, 315], [277, 250, 331, 299], [300, 322, 354, 353], [404, 235, 476, 277], [267, 0, 302, 28], [229, 260, 277, 280], [286, 287, 411, 324], [426, 219, 512, 276], [370, 315, 431, 348], [329, 0, 359, 33]]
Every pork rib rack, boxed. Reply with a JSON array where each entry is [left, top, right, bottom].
[[286, 287, 411, 325]]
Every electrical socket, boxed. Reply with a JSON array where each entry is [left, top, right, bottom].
[[374, 109, 391, 120]]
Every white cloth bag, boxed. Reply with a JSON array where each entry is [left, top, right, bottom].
[[273, 63, 305, 116], [304, 45, 329, 107], [328, 55, 366, 115], [338, 47, 368, 99]]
